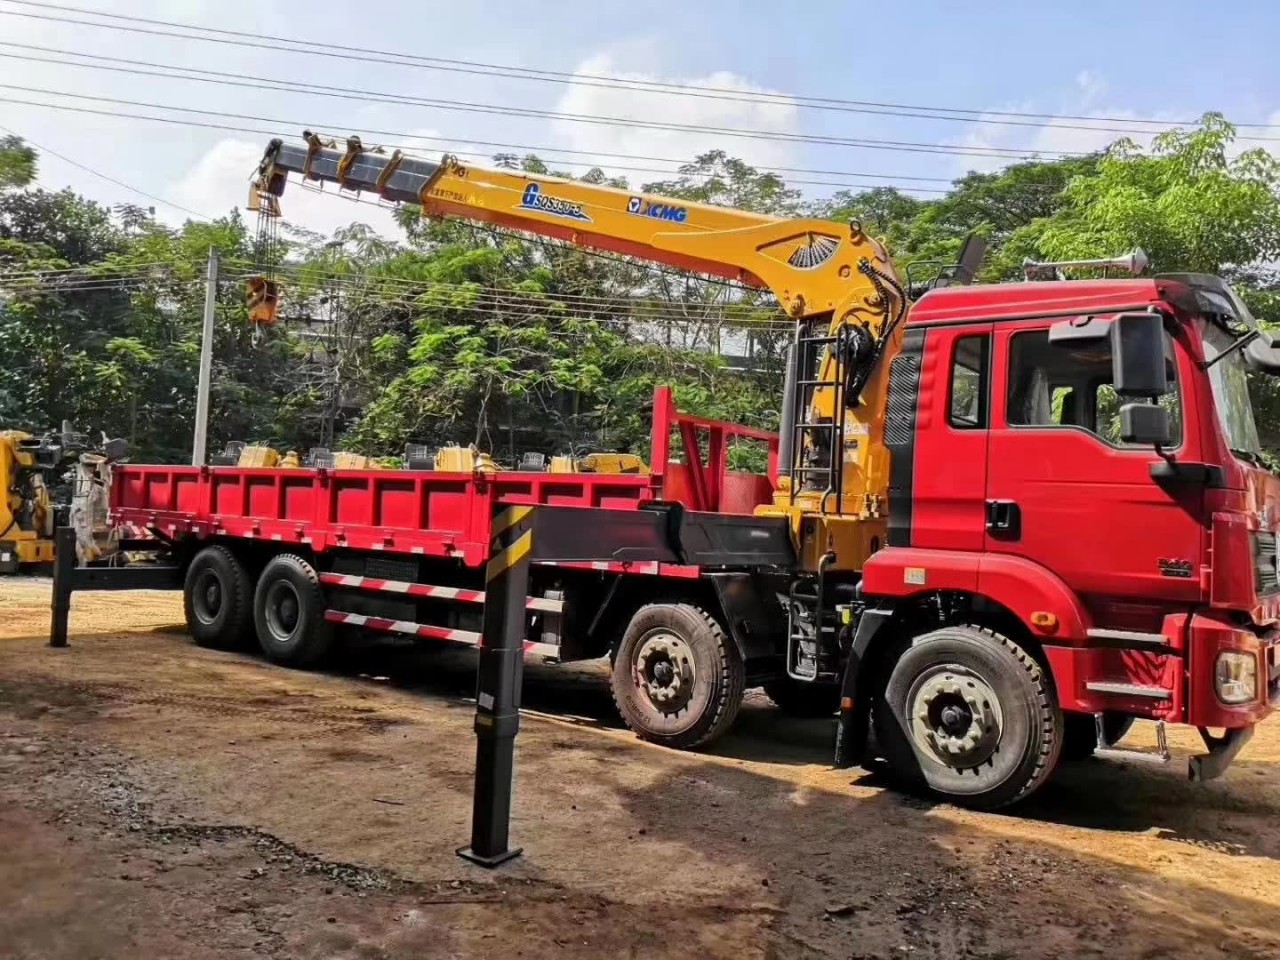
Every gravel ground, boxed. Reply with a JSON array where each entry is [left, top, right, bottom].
[[1, 579, 1279, 959]]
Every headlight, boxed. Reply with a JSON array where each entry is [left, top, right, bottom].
[[1215, 651, 1259, 705]]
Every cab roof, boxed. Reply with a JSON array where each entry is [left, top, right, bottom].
[[907, 278, 1191, 326]]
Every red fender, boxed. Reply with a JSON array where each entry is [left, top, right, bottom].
[[861, 547, 1090, 641]]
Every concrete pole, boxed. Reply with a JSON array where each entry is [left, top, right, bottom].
[[192, 248, 218, 466]]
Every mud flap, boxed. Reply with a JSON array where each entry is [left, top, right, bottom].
[[1188, 725, 1254, 782], [833, 603, 894, 768]]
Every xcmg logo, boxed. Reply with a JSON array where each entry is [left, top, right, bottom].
[[518, 183, 591, 222], [627, 196, 688, 223]]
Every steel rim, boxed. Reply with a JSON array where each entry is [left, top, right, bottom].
[[191, 569, 223, 626], [906, 664, 1004, 770], [263, 579, 302, 644], [633, 630, 696, 716]]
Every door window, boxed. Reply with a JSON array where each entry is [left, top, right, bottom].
[[949, 334, 990, 428], [1005, 329, 1182, 445]]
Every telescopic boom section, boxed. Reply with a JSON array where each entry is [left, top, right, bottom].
[[253, 133, 911, 572], [254, 134, 900, 325]]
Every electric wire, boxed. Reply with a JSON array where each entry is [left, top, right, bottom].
[[0, 1, 1270, 134], [0, 81, 1083, 160]]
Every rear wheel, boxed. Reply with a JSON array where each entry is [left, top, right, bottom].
[[183, 545, 252, 650], [763, 676, 841, 718], [610, 603, 744, 750], [253, 554, 334, 668], [873, 624, 1062, 810]]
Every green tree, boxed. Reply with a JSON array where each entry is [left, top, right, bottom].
[[0, 135, 35, 189], [1032, 114, 1280, 274]]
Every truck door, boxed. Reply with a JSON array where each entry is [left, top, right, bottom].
[[984, 319, 1204, 610], [908, 324, 993, 552]]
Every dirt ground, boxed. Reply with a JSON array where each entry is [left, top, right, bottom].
[[1, 581, 1279, 960]]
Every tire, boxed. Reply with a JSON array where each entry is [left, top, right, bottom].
[[610, 603, 745, 750], [763, 676, 841, 718], [252, 554, 334, 668], [873, 624, 1062, 810], [1061, 711, 1135, 761], [183, 545, 252, 650]]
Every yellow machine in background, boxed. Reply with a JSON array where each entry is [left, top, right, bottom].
[[0, 425, 124, 572], [0, 430, 57, 570], [548, 452, 648, 474]]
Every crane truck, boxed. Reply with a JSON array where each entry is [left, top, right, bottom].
[[95, 133, 1280, 809]]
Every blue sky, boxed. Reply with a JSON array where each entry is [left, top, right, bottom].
[[1, 0, 1277, 236]]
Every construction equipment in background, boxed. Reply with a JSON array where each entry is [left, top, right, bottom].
[[0, 423, 125, 572]]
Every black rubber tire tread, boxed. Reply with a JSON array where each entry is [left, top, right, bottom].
[[763, 676, 841, 718], [183, 545, 252, 650], [1061, 711, 1135, 761], [253, 553, 335, 669], [873, 624, 1062, 810], [610, 603, 745, 750]]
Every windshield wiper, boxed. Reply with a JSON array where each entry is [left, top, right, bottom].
[[1233, 448, 1273, 470]]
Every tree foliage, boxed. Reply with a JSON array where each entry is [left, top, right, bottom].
[[3, 115, 1280, 466]]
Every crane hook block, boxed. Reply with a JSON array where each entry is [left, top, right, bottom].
[[246, 276, 281, 326]]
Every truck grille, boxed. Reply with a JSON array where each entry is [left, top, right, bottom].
[[1254, 530, 1279, 595]]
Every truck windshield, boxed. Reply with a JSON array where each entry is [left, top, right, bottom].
[[1203, 324, 1264, 457]]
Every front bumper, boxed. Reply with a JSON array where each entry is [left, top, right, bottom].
[[1185, 613, 1280, 728]]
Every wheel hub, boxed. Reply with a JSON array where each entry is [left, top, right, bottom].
[[192, 571, 223, 625], [908, 667, 1003, 769], [634, 632, 695, 715], [264, 581, 302, 641]]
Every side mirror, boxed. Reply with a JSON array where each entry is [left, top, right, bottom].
[[1119, 402, 1171, 446], [1111, 313, 1168, 396], [1245, 335, 1280, 374]]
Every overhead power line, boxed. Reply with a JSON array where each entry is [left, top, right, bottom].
[[0, 96, 952, 195], [0, 44, 960, 184], [0, 80, 1080, 161], [0, 123, 211, 219], [0, 0, 1271, 135]]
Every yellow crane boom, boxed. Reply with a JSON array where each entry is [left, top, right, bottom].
[[251, 133, 909, 571]]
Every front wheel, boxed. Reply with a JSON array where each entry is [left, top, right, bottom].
[[873, 624, 1063, 810], [610, 603, 744, 750]]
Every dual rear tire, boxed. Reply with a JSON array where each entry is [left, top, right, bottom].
[[183, 547, 333, 667]]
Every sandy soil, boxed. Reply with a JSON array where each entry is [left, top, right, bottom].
[[1, 578, 1279, 960]]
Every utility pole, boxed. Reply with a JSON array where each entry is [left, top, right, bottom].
[[192, 248, 218, 466]]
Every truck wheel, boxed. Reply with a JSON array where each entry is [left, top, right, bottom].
[[610, 603, 744, 750], [253, 554, 334, 668], [873, 624, 1062, 810], [183, 545, 252, 650], [763, 676, 841, 718], [1061, 711, 1135, 761]]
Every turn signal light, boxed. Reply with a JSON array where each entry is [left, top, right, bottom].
[[1029, 611, 1058, 632]]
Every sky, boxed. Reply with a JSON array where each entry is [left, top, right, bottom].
[[2, 0, 1279, 239]]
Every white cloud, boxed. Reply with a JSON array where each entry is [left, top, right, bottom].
[[550, 50, 800, 177], [948, 86, 1194, 176]]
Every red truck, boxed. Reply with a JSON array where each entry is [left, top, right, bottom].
[[99, 268, 1280, 810], [57, 135, 1280, 812]]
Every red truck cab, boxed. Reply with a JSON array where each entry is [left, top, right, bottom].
[[847, 272, 1280, 802]]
